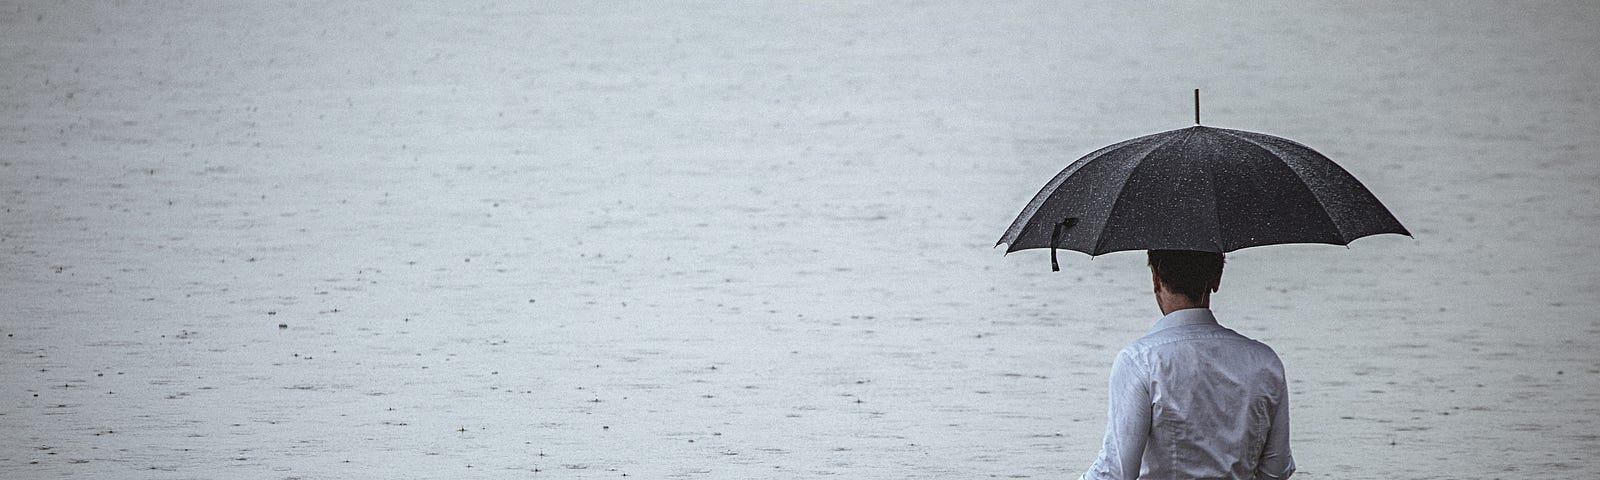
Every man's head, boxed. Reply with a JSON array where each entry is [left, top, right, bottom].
[[1147, 250, 1225, 307]]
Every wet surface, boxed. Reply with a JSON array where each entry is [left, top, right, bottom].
[[2, 2, 1597, 479]]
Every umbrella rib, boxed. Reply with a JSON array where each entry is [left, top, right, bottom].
[[1214, 129, 1348, 242], [998, 134, 1158, 251], [1090, 129, 1191, 255], [1206, 137, 1226, 251], [998, 150, 1102, 248]]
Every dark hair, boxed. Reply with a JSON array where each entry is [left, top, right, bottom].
[[1147, 250, 1225, 302]]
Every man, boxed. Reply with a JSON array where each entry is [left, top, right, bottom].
[[1080, 250, 1294, 480]]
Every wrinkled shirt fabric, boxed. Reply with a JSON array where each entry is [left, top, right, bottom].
[[1081, 308, 1294, 480]]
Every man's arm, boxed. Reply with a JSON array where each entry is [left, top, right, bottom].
[[1254, 368, 1295, 479], [1081, 350, 1150, 480]]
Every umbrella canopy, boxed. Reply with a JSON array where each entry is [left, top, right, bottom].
[[997, 125, 1409, 270]]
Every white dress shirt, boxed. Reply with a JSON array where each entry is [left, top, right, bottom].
[[1081, 308, 1294, 480]]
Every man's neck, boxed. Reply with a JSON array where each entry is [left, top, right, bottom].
[[1157, 294, 1209, 316]]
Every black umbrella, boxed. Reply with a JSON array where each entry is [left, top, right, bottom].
[[997, 99, 1409, 270]]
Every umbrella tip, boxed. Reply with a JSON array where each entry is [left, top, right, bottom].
[[1193, 89, 1200, 125]]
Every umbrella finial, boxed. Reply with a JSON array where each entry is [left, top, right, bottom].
[[1194, 89, 1200, 125]]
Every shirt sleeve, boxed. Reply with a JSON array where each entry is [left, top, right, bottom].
[[1081, 349, 1150, 480], [1254, 364, 1296, 479]]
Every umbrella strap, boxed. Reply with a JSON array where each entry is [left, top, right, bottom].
[[1050, 217, 1078, 272], [1050, 224, 1061, 272]]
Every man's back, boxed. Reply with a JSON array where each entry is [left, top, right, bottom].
[[1082, 308, 1294, 480]]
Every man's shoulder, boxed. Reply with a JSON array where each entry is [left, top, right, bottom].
[[1124, 324, 1282, 359], [1118, 328, 1288, 387]]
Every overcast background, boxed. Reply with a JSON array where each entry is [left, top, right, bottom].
[[3, 2, 1597, 478]]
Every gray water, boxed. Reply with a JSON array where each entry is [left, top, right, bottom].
[[3, 2, 1597, 478]]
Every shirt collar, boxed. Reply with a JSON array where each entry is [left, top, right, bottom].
[[1149, 307, 1218, 334]]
